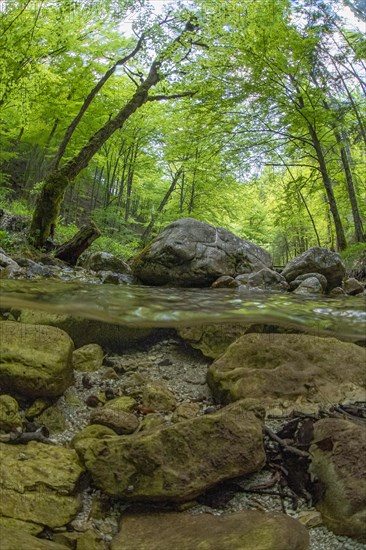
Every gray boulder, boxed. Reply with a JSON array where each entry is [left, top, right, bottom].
[[289, 272, 328, 291], [81, 251, 131, 274], [282, 247, 345, 290], [132, 218, 272, 286], [294, 276, 323, 295]]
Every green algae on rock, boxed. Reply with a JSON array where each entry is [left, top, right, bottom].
[[0, 394, 23, 432], [310, 418, 366, 542], [111, 511, 309, 550], [0, 441, 84, 528], [207, 334, 366, 415], [0, 321, 74, 397], [0, 526, 69, 550], [72, 343, 104, 372], [82, 400, 265, 502]]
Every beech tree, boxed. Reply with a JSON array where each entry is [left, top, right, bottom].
[[28, 12, 201, 247]]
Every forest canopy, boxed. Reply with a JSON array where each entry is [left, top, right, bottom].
[[0, 0, 365, 263]]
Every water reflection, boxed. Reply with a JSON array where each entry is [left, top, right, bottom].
[[0, 279, 365, 342]]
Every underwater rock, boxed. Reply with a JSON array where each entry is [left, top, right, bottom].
[[111, 510, 309, 550], [72, 343, 104, 372], [82, 401, 265, 501], [0, 321, 74, 398], [0, 394, 23, 432], [310, 418, 366, 542], [178, 323, 248, 359], [0, 526, 69, 550], [207, 334, 366, 415], [132, 217, 272, 286], [0, 441, 84, 528], [282, 247, 345, 290], [89, 407, 139, 435], [141, 381, 177, 412]]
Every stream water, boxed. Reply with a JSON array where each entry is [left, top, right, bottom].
[[1, 279, 365, 342]]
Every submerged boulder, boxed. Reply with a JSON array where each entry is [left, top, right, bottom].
[[282, 247, 345, 290], [310, 418, 366, 541], [0, 441, 84, 528], [82, 400, 265, 501], [207, 334, 366, 415], [132, 218, 272, 286], [111, 511, 309, 550], [0, 321, 74, 398]]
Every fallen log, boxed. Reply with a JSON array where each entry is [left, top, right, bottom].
[[54, 220, 101, 265]]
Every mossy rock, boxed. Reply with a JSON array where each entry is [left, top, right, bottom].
[[178, 323, 248, 358], [82, 400, 265, 502], [0, 526, 69, 550], [0, 394, 23, 432], [111, 511, 309, 550], [207, 334, 366, 415], [0, 441, 84, 527], [72, 343, 104, 372], [0, 321, 74, 398]]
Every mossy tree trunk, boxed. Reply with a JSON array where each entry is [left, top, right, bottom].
[[28, 61, 161, 248]]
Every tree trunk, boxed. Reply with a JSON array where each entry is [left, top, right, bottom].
[[308, 123, 347, 250], [339, 138, 364, 242], [54, 220, 101, 265], [29, 60, 162, 248]]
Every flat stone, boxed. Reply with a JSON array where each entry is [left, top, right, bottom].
[[207, 334, 366, 415], [111, 511, 309, 550], [0, 321, 74, 398], [82, 401, 265, 502], [310, 418, 366, 541], [0, 441, 84, 527]]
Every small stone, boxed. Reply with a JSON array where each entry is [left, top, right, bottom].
[[0, 395, 23, 432], [142, 382, 177, 412], [72, 344, 104, 372], [26, 398, 52, 420], [85, 395, 102, 408], [104, 396, 137, 413]]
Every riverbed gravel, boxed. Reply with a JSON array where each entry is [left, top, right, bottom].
[[54, 333, 366, 550]]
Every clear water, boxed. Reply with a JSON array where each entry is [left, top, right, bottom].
[[1, 279, 365, 342]]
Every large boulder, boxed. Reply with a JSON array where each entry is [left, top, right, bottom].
[[207, 334, 366, 415], [0, 321, 74, 397], [310, 418, 366, 541], [0, 441, 84, 528], [80, 401, 265, 502], [282, 247, 345, 290], [132, 218, 272, 286], [111, 511, 309, 550]]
